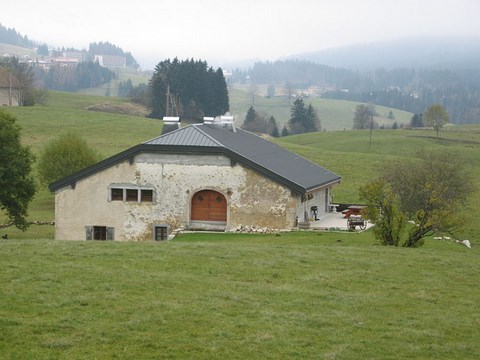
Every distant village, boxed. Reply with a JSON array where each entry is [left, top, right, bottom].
[[13, 51, 128, 70]]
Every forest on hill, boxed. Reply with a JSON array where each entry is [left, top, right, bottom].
[[230, 60, 480, 124]]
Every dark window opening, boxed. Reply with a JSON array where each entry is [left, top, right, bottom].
[[154, 226, 168, 241], [141, 189, 153, 202], [126, 189, 138, 202], [111, 188, 123, 201], [94, 226, 107, 240], [86, 226, 114, 240]]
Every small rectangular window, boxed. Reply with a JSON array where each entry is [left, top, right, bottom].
[[126, 189, 138, 202], [93, 226, 107, 240], [141, 189, 153, 202], [154, 226, 168, 241], [111, 188, 123, 201]]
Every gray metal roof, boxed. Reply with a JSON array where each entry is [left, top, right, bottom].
[[145, 125, 222, 147], [50, 123, 341, 193], [145, 124, 341, 192]]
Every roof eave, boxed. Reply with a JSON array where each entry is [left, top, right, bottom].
[[49, 143, 341, 195]]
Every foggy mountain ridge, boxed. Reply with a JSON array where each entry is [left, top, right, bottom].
[[286, 35, 480, 71]]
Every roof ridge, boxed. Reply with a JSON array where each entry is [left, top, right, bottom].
[[142, 124, 185, 144], [192, 124, 225, 147]]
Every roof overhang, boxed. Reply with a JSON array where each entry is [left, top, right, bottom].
[[49, 143, 341, 195]]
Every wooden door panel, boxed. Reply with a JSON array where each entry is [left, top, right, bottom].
[[191, 190, 227, 221]]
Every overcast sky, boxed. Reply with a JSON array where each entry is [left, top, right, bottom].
[[2, 0, 480, 69]]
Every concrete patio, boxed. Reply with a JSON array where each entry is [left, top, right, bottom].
[[309, 211, 374, 231]]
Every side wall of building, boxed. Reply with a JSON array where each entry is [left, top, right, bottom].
[[294, 186, 334, 223], [54, 153, 298, 241]]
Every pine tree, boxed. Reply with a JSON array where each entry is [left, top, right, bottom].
[[149, 59, 229, 121], [244, 106, 256, 126], [305, 104, 320, 132], [288, 97, 307, 135], [269, 116, 280, 137]]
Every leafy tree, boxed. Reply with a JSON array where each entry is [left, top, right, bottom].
[[424, 103, 449, 137], [353, 104, 374, 129], [285, 82, 295, 105], [0, 57, 41, 106], [266, 84, 275, 98], [0, 110, 36, 230], [38, 132, 101, 185], [360, 149, 474, 247], [359, 179, 406, 246]]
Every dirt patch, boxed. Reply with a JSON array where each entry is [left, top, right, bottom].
[[87, 102, 151, 117]]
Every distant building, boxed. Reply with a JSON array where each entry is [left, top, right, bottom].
[[63, 51, 86, 62], [94, 54, 126, 68]]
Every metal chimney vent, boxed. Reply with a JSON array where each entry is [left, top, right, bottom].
[[163, 117, 181, 128], [219, 115, 236, 132]]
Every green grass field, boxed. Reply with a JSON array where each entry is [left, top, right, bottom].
[[229, 87, 413, 131], [1, 233, 479, 359], [3, 91, 480, 242], [2, 91, 480, 358]]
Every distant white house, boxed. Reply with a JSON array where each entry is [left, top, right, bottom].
[[94, 55, 126, 68]]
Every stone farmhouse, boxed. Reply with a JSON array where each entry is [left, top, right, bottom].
[[49, 120, 341, 241]]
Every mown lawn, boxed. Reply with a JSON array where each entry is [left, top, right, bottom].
[[1, 232, 479, 359]]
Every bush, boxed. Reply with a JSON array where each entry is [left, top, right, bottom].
[[38, 132, 101, 185]]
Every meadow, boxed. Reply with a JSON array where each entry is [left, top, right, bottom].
[[1, 91, 480, 358], [1, 233, 479, 359], [229, 87, 413, 131]]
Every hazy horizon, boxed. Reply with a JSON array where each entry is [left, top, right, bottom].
[[2, 0, 480, 70]]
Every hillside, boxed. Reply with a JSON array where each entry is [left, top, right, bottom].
[[230, 87, 412, 130], [0, 43, 34, 57], [291, 35, 480, 70], [2, 91, 479, 243]]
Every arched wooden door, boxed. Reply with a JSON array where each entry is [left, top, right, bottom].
[[191, 190, 227, 222]]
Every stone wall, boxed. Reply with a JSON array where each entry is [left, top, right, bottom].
[[54, 153, 299, 241]]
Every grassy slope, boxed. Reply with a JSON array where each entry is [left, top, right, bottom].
[[3, 91, 162, 227], [0, 43, 35, 57], [229, 87, 413, 131], [276, 127, 480, 240], [1, 234, 479, 359], [1, 91, 480, 358], [3, 91, 480, 241]]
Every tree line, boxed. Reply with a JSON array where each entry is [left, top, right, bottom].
[[230, 60, 480, 125], [36, 61, 116, 92], [241, 97, 320, 137], [149, 58, 229, 121], [0, 23, 37, 48]]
